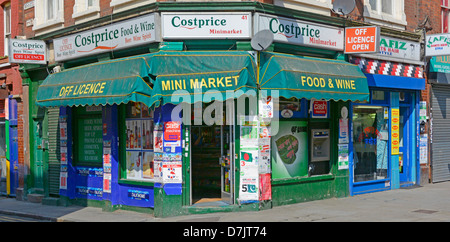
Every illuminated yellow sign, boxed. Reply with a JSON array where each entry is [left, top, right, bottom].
[[59, 82, 107, 97]]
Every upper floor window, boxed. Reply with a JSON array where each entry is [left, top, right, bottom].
[[72, 0, 100, 20], [364, 0, 407, 29], [442, 0, 450, 33], [274, 0, 333, 16], [33, 0, 64, 32], [3, 3, 10, 57]]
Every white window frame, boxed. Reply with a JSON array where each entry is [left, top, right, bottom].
[[72, 0, 100, 20], [274, 0, 333, 16], [364, 0, 407, 29], [33, 0, 64, 32], [110, 0, 156, 13], [3, 3, 11, 57]]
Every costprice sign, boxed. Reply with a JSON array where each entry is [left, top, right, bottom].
[[254, 13, 344, 51], [345, 26, 380, 54], [162, 12, 251, 39], [54, 13, 158, 61], [9, 39, 47, 64]]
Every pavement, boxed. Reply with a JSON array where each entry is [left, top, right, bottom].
[[1, 181, 450, 222]]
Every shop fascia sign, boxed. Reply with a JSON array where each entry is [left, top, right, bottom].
[[54, 13, 159, 62], [352, 35, 421, 64], [254, 13, 344, 51], [425, 33, 450, 57], [162, 12, 251, 39], [9, 38, 47, 64]]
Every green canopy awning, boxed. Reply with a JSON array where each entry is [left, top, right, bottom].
[[259, 52, 369, 102], [147, 51, 257, 107], [36, 55, 154, 107]]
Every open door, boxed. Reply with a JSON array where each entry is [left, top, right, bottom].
[[220, 100, 235, 204]]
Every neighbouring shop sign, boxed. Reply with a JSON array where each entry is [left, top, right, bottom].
[[54, 13, 159, 61], [9, 38, 47, 64], [344, 26, 380, 54], [162, 12, 251, 39], [353, 35, 421, 64], [430, 56, 450, 73], [426, 33, 450, 57], [254, 13, 344, 51]]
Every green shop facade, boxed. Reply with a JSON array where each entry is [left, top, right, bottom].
[[22, 2, 417, 217]]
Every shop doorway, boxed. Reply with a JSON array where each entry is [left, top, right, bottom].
[[190, 102, 235, 206], [399, 106, 412, 185]]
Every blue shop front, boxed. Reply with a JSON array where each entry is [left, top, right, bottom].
[[348, 35, 425, 195]]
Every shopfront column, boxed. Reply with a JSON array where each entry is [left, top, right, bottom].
[[390, 92, 400, 189]]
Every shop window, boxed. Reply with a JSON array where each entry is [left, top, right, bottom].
[[124, 102, 154, 181], [73, 106, 103, 167], [352, 105, 389, 182]]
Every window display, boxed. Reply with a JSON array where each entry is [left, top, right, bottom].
[[352, 105, 389, 182], [125, 102, 154, 181]]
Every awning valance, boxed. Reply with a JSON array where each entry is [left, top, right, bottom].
[[147, 51, 258, 107], [36, 54, 154, 107], [259, 52, 370, 102]]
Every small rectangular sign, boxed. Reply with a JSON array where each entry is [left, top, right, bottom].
[[345, 26, 380, 54], [9, 39, 47, 64], [162, 12, 251, 39]]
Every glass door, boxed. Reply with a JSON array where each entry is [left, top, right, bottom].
[[399, 107, 411, 184], [220, 101, 234, 204], [352, 105, 389, 183]]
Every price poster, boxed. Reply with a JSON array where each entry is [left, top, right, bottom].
[[391, 108, 400, 155]]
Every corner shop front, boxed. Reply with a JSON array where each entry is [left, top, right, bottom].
[[32, 8, 376, 216]]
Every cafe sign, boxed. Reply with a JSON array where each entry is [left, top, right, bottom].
[[254, 13, 344, 51], [162, 12, 251, 39], [54, 13, 159, 61]]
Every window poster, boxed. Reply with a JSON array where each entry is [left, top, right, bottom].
[[78, 117, 103, 163], [126, 151, 143, 180], [142, 152, 154, 179], [271, 121, 308, 179]]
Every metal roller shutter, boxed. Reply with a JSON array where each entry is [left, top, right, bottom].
[[431, 84, 450, 183], [47, 107, 61, 196]]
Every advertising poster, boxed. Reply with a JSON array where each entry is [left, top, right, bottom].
[[271, 121, 308, 179], [391, 108, 400, 155], [126, 151, 142, 180], [338, 144, 349, 170], [162, 162, 182, 183], [239, 165, 259, 201], [142, 152, 154, 179], [239, 116, 259, 148], [259, 119, 271, 173], [164, 121, 181, 153], [259, 173, 272, 201]]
